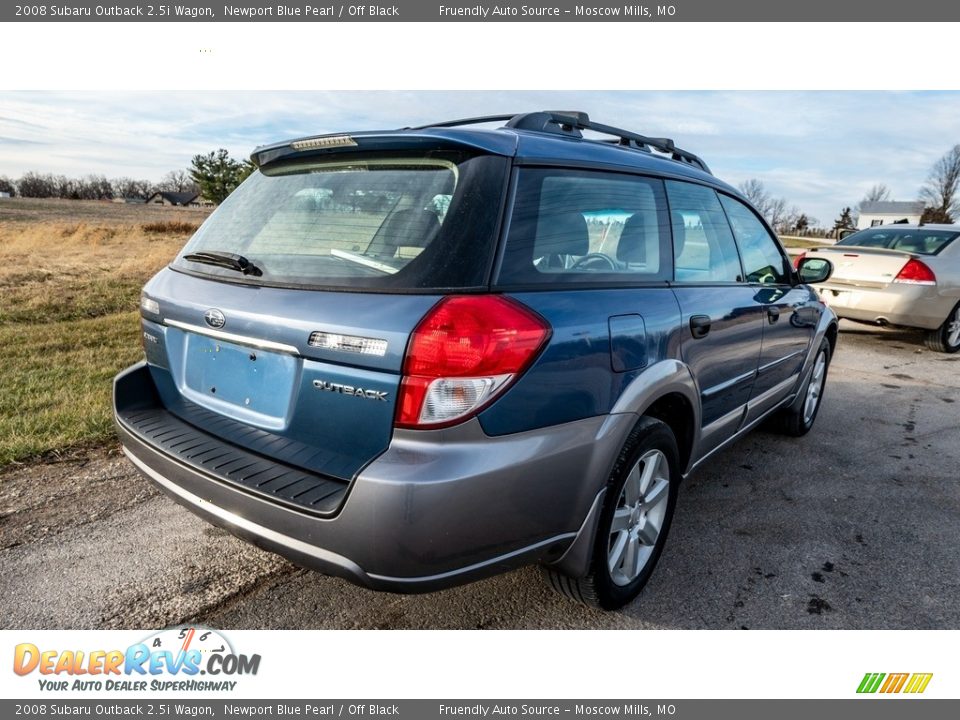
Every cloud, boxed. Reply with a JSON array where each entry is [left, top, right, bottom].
[[1, 90, 958, 225]]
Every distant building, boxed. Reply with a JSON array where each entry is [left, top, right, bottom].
[[144, 191, 213, 207], [857, 201, 925, 229], [0, 192, 11, 199]]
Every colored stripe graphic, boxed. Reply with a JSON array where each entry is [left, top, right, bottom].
[[904, 673, 933, 694], [857, 672, 932, 694], [880, 673, 909, 693], [857, 673, 885, 693]]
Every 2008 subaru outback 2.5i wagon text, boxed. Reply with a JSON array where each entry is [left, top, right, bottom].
[[115, 111, 837, 610]]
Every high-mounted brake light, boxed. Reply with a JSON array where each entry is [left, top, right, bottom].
[[893, 258, 936, 286], [290, 135, 357, 150], [396, 295, 551, 429]]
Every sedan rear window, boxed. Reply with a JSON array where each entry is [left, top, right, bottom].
[[837, 228, 958, 255], [172, 153, 508, 291]]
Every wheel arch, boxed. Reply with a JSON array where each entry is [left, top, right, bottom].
[[608, 359, 702, 475]]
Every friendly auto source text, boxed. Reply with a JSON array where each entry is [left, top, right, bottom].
[[438, 5, 675, 17]]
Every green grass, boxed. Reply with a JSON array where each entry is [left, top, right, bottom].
[[0, 311, 143, 466], [780, 236, 831, 249], [0, 274, 145, 326]]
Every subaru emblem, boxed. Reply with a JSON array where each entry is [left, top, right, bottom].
[[204, 309, 226, 329]]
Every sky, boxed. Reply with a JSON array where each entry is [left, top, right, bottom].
[[1, 90, 958, 226]]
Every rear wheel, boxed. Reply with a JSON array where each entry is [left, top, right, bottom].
[[772, 337, 831, 437], [543, 417, 679, 611], [924, 303, 960, 353]]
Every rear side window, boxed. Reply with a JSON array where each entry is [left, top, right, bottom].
[[837, 228, 958, 255], [497, 168, 672, 286], [172, 153, 508, 291], [665, 181, 743, 283], [719, 194, 790, 285]]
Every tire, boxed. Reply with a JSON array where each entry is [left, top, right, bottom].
[[923, 302, 960, 354], [773, 337, 831, 437], [543, 416, 680, 611]]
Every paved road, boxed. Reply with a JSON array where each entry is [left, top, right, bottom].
[[2, 321, 958, 629]]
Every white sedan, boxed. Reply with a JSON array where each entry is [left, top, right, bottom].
[[800, 225, 960, 352]]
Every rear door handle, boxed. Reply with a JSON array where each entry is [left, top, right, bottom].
[[689, 315, 712, 339], [767, 306, 781, 324]]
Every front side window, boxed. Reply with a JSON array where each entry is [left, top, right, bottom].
[[172, 153, 508, 291], [665, 181, 743, 283], [497, 168, 671, 286], [719, 194, 790, 285]]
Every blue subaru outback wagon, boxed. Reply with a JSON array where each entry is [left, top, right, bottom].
[[114, 111, 837, 610]]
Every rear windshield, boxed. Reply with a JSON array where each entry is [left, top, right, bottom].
[[172, 153, 507, 291], [837, 228, 958, 255]]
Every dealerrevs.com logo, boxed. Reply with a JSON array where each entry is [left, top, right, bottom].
[[857, 672, 933, 694], [13, 627, 260, 693]]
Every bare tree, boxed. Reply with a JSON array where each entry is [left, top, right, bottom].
[[858, 184, 891, 209], [920, 144, 960, 223], [738, 179, 770, 213], [112, 177, 153, 200], [158, 169, 199, 194], [17, 172, 57, 198], [0, 176, 15, 196], [737, 178, 801, 233]]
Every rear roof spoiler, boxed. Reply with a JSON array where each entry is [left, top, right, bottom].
[[251, 111, 710, 174]]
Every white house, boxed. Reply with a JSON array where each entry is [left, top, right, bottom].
[[857, 201, 924, 229]]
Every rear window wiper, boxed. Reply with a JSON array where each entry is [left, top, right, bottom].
[[182, 251, 263, 277]]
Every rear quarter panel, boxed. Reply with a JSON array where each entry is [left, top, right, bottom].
[[478, 288, 683, 435]]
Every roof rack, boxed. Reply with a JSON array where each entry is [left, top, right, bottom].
[[406, 111, 711, 175]]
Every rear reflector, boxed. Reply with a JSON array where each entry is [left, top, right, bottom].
[[893, 258, 936, 286], [140, 295, 160, 315], [396, 295, 550, 429]]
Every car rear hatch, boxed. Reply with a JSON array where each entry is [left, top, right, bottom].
[[807, 246, 916, 289], [131, 141, 511, 496]]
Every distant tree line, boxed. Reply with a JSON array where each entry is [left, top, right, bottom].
[[0, 148, 253, 204], [0, 169, 199, 201]]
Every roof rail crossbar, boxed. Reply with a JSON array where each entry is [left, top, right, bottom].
[[405, 114, 519, 130], [406, 111, 712, 174]]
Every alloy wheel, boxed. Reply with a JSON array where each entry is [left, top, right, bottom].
[[803, 350, 827, 425], [608, 449, 671, 587]]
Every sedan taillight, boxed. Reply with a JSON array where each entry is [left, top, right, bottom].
[[893, 258, 936, 286]]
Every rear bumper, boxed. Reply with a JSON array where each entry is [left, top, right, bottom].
[[115, 362, 630, 592], [815, 283, 955, 330]]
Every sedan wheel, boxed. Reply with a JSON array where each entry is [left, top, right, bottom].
[[925, 303, 960, 353]]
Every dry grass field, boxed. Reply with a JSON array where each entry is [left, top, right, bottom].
[[0, 198, 211, 467]]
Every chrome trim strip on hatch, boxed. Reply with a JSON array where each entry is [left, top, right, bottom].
[[163, 319, 300, 356]]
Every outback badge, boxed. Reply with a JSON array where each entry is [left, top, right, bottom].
[[313, 379, 388, 402]]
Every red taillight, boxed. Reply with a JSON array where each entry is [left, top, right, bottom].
[[396, 295, 550, 429], [893, 258, 936, 286], [792, 252, 806, 270]]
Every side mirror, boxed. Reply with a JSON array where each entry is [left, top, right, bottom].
[[797, 256, 833, 284]]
